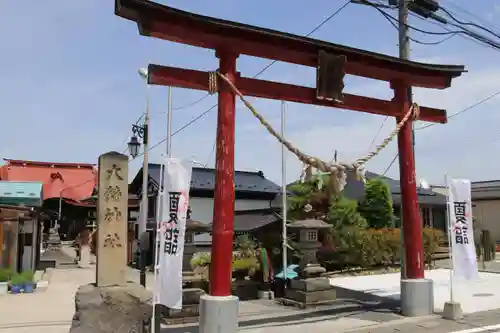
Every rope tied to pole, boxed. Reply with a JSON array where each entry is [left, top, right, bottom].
[[208, 72, 218, 95], [210, 71, 419, 193]]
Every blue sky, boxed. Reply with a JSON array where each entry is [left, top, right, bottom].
[[2, 0, 500, 185]]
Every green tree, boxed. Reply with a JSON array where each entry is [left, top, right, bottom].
[[358, 178, 395, 229], [327, 196, 367, 229], [287, 173, 333, 220]]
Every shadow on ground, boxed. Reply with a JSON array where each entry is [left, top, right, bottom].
[[160, 286, 401, 333]]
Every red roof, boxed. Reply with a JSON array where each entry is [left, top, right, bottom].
[[0, 159, 97, 201]]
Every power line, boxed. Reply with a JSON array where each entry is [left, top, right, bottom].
[[252, 1, 351, 78], [165, 1, 353, 116], [360, 0, 500, 50], [363, 0, 500, 175], [415, 90, 500, 130], [408, 10, 500, 53], [141, 0, 352, 158], [439, 6, 500, 40], [441, 0, 500, 36], [172, 94, 211, 112], [370, 1, 458, 45], [382, 153, 398, 176], [381, 89, 500, 175], [368, 116, 389, 151]]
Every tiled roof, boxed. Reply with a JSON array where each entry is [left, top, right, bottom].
[[233, 209, 281, 232], [1, 159, 97, 201], [341, 171, 446, 205], [147, 163, 281, 194], [432, 181, 500, 200], [470, 180, 500, 200]]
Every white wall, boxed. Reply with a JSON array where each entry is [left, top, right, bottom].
[[190, 197, 271, 244], [473, 200, 500, 241]]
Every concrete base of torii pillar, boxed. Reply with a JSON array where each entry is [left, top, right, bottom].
[[199, 295, 239, 333], [400, 279, 434, 316]]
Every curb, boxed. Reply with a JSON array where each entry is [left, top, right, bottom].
[[36, 268, 53, 292]]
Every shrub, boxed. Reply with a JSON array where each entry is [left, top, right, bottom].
[[21, 270, 34, 283], [0, 268, 12, 283], [422, 228, 445, 266], [10, 273, 25, 286], [327, 196, 367, 229], [232, 257, 259, 274], [190, 252, 211, 270], [323, 227, 369, 269], [382, 228, 401, 265], [235, 234, 257, 257], [358, 179, 395, 229], [318, 227, 443, 271]]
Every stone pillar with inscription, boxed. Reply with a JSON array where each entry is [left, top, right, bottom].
[[95, 152, 128, 286], [70, 152, 153, 333]]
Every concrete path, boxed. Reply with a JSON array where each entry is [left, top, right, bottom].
[[330, 269, 500, 314], [435, 257, 500, 273], [352, 308, 500, 333], [0, 265, 150, 333], [0, 268, 94, 333]]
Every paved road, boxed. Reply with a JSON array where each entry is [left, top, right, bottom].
[[351, 309, 500, 333]]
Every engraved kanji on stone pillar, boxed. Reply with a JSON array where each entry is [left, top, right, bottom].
[[96, 151, 128, 287]]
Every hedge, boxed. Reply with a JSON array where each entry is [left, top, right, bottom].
[[317, 227, 444, 271]]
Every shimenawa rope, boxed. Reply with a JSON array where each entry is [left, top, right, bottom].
[[208, 71, 419, 192]]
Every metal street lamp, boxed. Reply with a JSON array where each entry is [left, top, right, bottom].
[[126, 67, 151, 288], [127, 135, 141, 158]]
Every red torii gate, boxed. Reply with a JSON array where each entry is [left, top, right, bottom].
[[115, 0, 464, 325]]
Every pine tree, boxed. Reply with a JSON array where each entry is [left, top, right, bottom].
[[287, 173, 332, 220], [358, 178, 395, 229]]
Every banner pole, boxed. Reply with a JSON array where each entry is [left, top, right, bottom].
[[151, 157, 165, 333], [445, 173, 454, 302], [280, 101, 288, 288], [153, 85, 173, 333]]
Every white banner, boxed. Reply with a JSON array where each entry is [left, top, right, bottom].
[[156, 157, 192, 309], [448, 178, 478, 280]]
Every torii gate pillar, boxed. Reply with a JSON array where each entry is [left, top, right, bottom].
[[394, 82, 434, 316], [199, 50, 239, 333]]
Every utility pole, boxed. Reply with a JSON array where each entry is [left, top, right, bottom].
[[398, 0, 411, 282], [352, 0, 436, 317], [352, 0, 414, 279], [397, 0, 415, 151]]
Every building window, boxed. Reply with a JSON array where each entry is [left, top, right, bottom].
[[148, 196, 156, 219], [306, 230, 318, 241], [185, 233, 194, 244], [421, 207, 432, 227]]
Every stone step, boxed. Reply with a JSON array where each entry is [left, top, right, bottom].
[[285, 288, 336, 304]]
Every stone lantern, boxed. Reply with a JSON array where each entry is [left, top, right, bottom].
[[288, 218, 332, 277], [284, 219, 336, 308]]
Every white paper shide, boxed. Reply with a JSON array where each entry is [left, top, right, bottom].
[[448, 178, 478, 280], [156, 157, 192, 309]]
